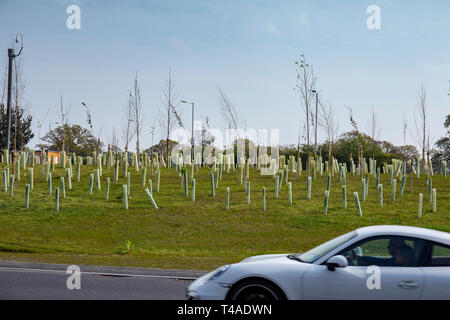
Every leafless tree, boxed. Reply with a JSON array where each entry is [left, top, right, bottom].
[[296, 124, 303, 180], [295, 54, 316, 176], [59, 93, 71, 152], [36, 108, 50, 146], [412, 84, 428, 169], [149, 120, 156, 175], [158, 68, 180, 163], [12, 57, 26, 169], [1, 64, 7, 106], [108, 128, 121, 152], [121, 92, 135, 153], [218, 87, 240, 139], [402, 115, 408, 173], [426, 128, 432, 170], [347, 105, 364, 177], [319, 100, 339, 162], [402, 115, 408, 148], [131, 73, 144, 159], [367, 105, 381, 160], [81, 101, 100, 154], [172, 104, 185, 130], [200, 115, 213, 146], [81, 102, 93, 133]]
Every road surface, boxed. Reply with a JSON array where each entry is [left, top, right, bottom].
[[0, 260, 205, 300]]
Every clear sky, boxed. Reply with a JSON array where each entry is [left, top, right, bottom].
[[0, 0, 449, 151]]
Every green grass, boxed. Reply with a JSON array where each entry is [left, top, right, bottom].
[[0, 162, 448, 271]]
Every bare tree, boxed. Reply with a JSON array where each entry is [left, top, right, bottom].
[[296, 124, 303, 180], [81, 101, 100, 154], [36, 108, 50, 146], [59, 93, 71, 152], [426, 128, 432, 170], [131, 73, 144, 159], [158, 68, 180, 164], [412, 84, 428, 169], [121, 92, 135, 153], [81, 102, 93, 133], [319, 100, 339, 162], [1, 64, 7, 106], [200, 115, 213, 146], [218, 87, 240, 139], [402, 115, 408, 149], [295, 54, 316, 176], [12, 57, 26, 170], [367, 105, 381, 160], [108, 128, 121, 152], [149, 120, 156, 175], [402, 115, 408, 173], [347, 105, 364, 177]]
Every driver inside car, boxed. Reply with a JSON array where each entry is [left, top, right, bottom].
[[346, 238, 416, 267], [390, 240, 415, 266]]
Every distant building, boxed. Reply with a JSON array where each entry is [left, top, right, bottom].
[[34, 149, 61, 164]]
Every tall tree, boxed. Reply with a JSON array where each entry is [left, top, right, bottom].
[[218, 87, 240, 139], [347, 106, 364, 176], [131, 73, 144, 159], [81, 102, 101, 154], [12, 57, 27, 171], [158, 68, 180, 164], [59, 93, 71, 152], [367, 106, 381, 160], [121, 92, 135, 153], [412, 84, 429, 169], [295, 54, 316, 176], [319, 100, 339, 162]]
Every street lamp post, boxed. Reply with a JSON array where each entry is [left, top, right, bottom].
[[5, 33, 23, 156], [180, 100, 195, 163]]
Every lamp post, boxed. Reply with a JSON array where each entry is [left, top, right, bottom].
[[180, 100, 195, 162], [311, 89, 318, 154], [5, 33, 23, 155]]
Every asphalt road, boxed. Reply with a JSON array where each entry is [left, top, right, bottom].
[[0, 261, 205, 300]]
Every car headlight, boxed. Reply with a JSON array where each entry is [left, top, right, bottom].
[[197, 265, 230, 285], [208, 264, 230, 281], [186, 290, 199, 300]]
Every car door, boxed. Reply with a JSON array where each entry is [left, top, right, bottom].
[[419, 241, 450, 299], [301, 263, 370, 299], [303, 236, 425, 299]]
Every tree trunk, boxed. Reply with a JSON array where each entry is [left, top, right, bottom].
[[307, 151, 311, 177], [296, 144, 300, 181]]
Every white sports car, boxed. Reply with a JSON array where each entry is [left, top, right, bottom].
[[186, 225, 450, 300]]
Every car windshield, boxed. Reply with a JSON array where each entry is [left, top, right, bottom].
[[298, 231, 357, 263]]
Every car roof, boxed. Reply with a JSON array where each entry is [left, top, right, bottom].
[[355, 225, 450, 245]]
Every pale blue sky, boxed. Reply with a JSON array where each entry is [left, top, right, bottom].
[[0, 0, 449, 150]]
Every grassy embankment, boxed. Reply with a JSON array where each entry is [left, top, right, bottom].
[[0, 162, 448, 270]]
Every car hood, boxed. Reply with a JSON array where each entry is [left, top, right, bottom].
[[239, 253, 293, 263]]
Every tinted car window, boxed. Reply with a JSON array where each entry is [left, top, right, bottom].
[[430, 243, 450, 266], [338, 236, 423, 267]]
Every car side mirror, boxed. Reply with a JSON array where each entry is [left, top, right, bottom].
[[326, 255, 348, 271]]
